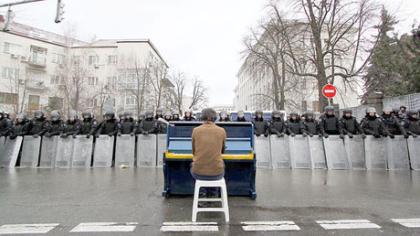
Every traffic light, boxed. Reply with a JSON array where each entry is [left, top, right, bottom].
[[55, 0, 64, 23]]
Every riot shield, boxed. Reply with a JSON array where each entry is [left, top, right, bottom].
[[308, 136, 326, 169], [93, 135, 114, 167], [386, 136, 410, 170], [115, 135, 135, 167], [255, 136, 271, 168], [157, 134, 167, 167], [39, 136, 59, 168], [270, 135, 290, 168], [0, 137, 5, 164], [407, 137, 420, 170], [1, 137, 23, 167], [55, 137, 74, 168], [72, 136, 93, 168], [20, 136, 41, 167], [136, 134, 157, 167], [364, 136, 386, 169], [323, 136, 350, 169], [344, 135, 365, 169], [289, 135, 312, 169]]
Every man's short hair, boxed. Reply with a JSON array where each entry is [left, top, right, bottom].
[[201, 108, 217, 122]]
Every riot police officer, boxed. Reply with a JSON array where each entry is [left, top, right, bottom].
[[136, 111, 157, 135], [118, 111, 136, 136], [286, 112, 304, 136], [96, 111, 118, 137], [9, 113, 30, 139], [236, 110, 247, 122], [253, 110, 267, 137], [319, 106, 344, 138], [28, 110, 49, 138], [403, 110, 420, 137], [79, 112, 97, 138], [0, 110, 11, 137], [302, 111, 319, 137], [340, 109, 365, 138], [45, 110, 64, 137], [219, 111, 230, 122], [267, 110, 285, 137], [361, 107, 387, 138], [172, 111, 181, 121], [61, 110, 80, 138], [381, 107, 408, 138], [157, 111, 172, 134], [183, 110, 195, 121], [155, 108, 164, 120], [399, 105, 408, 119]]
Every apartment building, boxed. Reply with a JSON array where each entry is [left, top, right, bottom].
[[0, 19, 171, 117]]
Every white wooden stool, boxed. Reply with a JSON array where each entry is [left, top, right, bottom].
[[192, 178, 229, 222]]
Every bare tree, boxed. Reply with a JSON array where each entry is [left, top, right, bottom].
[[170, 71, 186, 114], [242, 7, 302, 110], [287, 0, 381, 109], [149, 60, 170, 110], [188, 77, 207, 110]]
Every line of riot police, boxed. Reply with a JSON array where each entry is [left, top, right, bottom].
[[0, 106, 419, 140], [0, 109, 197, 139], [249, 106, 420, 139]]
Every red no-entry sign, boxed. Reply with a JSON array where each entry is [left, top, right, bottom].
[[322, 84, 337, 98]]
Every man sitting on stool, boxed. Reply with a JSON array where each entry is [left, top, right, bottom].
[[191, 108, 227, 200]]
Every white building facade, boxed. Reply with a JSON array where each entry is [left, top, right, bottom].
[[0, 20, 171, 118]]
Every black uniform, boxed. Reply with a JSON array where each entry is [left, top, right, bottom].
[[253, 111, 267, 137], [319, 114, 344, 138], [136, 112, 157, 135], [62, 119, 81, 138], [119, 118, 136, 135], [79, 114, 97, 138], [96, 112, 118, 136], [9, 116, 30, 139], [267, 116, 286, 136], [45, 120, 64, 137], [0, 112, 11, 137], [340, 116, 364, 137], [403, 111, 420, 137], [381, 113, 408, 138], [361, 115, 387, 138], [28, 113, 49, 137], [285, 116, 304, 136], [302, 113, 319, 136]]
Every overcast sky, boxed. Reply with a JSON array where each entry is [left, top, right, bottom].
[[0, 0, 419, 106]]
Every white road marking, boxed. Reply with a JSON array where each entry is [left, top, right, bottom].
[[0, 224, 59, 234], [70, 222, 137, 232], [241, 221, 300, 231], [161, 222, 218, 232], [317, 219, 381, 230], [392, 218, 420, 228]]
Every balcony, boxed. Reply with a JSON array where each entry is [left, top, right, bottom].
[[27, 54, 47, 68], [26, 80, 48, 91]]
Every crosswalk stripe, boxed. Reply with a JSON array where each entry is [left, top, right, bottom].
[[161, 222, 218, 232], [317, 219, 381, 230], [70, 222, 137, 233], [392, 218, 420, 228], [0, 224, 59, 234], [241, 221, 300, 231]]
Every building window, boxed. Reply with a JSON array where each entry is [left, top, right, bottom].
[[88, 55, 99, 65], [108, 55, 117, 64], [324, 58, 331, 65], [52, 53, 66, 64], [302, 100, 308, 112], [312, 100, 320, 112], [0, 92, 18, 105], [88, 77, 98, 86], [3, 42, 21, 55], [125, 96, 136, 105], [48, 97, 63, 110], [107, 76, 117, 90], [2, 67, 19, 80], [72, 56, 80, 65]]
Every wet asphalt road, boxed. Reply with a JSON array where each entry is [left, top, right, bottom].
[[0, 168, 420, 235]]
